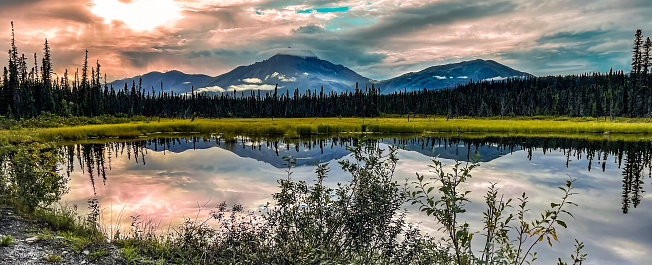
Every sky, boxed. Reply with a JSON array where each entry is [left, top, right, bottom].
[[0, 0, 650, 82]]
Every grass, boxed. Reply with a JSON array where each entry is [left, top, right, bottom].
[[89, 250, 109, 262], [45, 254, 64, 262], [0, 116, 651, 144], [0, 235, 14, 247], [1, 200, 106, 253]]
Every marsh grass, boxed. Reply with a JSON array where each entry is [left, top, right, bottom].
[[1, 116, 650, 145]]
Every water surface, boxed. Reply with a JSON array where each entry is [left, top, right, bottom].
[[61, 135, 652, 265]]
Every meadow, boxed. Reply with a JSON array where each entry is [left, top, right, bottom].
[[1, 116, 652, 144]]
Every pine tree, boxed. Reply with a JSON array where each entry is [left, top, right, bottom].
[[6, 21, 19, 115], [82, 50, 88, 88], [42, 39, 52, 89], [643, 37, 651, 76], [632, 29, 644, 76]]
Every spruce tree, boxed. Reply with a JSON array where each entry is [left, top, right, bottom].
[[41, 39, 51, 88], [632, 29, 643, 76], [6, 22, 19, 115], [82, 50, 88, 88], [643, 37, 651, 76]]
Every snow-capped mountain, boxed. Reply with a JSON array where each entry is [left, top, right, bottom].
[[198, 50, 373, 95], [376, 59, 533, 94], [109, 54, 532, 95]]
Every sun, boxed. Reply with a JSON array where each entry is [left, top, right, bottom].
[[90, 0, 183, 31]]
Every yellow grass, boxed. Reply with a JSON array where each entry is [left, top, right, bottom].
[[1, 117, 652, 143]]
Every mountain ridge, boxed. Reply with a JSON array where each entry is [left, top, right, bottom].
[[377, 59, 533, 94], [108, 53, 532, 95]]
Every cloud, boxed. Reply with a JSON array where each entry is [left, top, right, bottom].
[[1, 0, 651, 81], [243, 77, 263, 83], [483, 76, 509, 81], [228, 84, 277, 91], [193, 86, 226, 94], [266, 72, 297, 82], [292, 24, 326, 34]]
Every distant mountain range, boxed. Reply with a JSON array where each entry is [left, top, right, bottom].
[[377, 59, 532, 94], [145, 138, 518, 169], [109, 50, 532, 95], [110, 70, 212, 95]]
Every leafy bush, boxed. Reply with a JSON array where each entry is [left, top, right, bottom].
[[410, 159, 586, 265], [2, 143, 69, 210], [261, 146, 433, 264]]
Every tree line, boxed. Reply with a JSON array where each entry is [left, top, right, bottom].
[[1, 24, 651, 119]]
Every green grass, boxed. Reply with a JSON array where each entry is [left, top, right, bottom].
[[45, 254, 64, 262], [1, 200, 105, 253], [88, 250, 109, 262], [1, 116, 651, 144], [117, 239, 168, 265], [0, 235, 14, 247]]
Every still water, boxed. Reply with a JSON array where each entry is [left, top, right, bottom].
[[60, 135, 652, 265]]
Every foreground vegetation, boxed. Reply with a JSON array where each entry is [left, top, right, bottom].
[[0, 139, 588, 264]]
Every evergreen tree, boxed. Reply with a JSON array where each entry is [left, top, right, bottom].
[[82, 50, 88, 87], [632, 29, 644, 76], [643, 37, 651, 76]]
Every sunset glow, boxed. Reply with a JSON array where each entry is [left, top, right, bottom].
[[90, 0, 182, 31], [0, 0, 649, 83]]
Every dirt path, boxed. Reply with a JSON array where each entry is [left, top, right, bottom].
[[0, 207, 122, 265]]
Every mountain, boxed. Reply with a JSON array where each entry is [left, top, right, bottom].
[[381, 139, 520, 162], [109, 70, 212, 95], [198, 50, 373, 95], [146, 137, 351, 168], [109, 56, 531, 96], [376, 59, 533, 94]]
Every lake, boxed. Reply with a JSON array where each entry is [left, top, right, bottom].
[[59, 134, 652, 265]]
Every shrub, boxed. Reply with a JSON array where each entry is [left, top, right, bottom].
[[410, 159, 586, 265], [4, 143, 69, 211]]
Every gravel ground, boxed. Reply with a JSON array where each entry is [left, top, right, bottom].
[[0, 207, 122, 265]]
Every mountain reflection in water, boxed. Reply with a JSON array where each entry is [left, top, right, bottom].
[[62, 135, 651, 215]]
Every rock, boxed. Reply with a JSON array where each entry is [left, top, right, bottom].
[[25, 236, 38, 244], [83, 250, 90, 255]]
